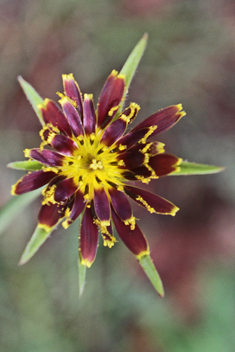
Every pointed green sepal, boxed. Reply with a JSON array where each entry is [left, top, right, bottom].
[[114, 33, 148, 120], [0, 188, 42, 237], [7, 160, 43, 171], [19, 224, 56, 265], [171, 161, 225, 176], [18, 76, 44, 126], [78, 252, 86, 297], [138, 254, 164, 297]]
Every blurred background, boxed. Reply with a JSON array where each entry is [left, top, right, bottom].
[[1, 0, 235, 351]]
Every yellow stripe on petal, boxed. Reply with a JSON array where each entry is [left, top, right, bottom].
[[138, 125, 157, 144], [136, 195, 155, 214]]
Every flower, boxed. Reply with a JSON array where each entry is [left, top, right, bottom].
[[11, 70, 184, 284]]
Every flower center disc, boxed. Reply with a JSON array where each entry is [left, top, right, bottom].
[[60, 133, 125, 199]]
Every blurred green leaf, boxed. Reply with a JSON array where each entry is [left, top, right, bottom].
[[78, 253, 86, 297], [19, 224, 57, 265], [18, 76, 44, 126], [139, 255, 164, 297], [8, 160, 43, 171], [171, 161, 224, 176], [114, 33, 148, 120], [0, 188, 41, 236]]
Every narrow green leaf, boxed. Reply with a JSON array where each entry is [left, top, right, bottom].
[[78, 252, 86, 297], [114, 33, 148, 120], [139, 255, 164, 297], [0, 188, 42, 236], [171, 161, 225, 176], [19, 225, 56, 265], [7, 160, 43, 171], [18, 76, 44, 126]]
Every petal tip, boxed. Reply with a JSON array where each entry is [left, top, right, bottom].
[[11, 183, 17, 195]]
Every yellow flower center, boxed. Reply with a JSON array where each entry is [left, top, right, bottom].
[[59, 131, 125, 200]]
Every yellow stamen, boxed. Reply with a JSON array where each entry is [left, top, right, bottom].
[[41, 184, 57, 205], [118, 144, 126, 151], [102, 233, 117, 248], [124, 216, 136, 230]]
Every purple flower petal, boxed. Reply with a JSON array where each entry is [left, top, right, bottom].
[[79, 206, 99, 267], [83, 94, 96, 135], [111, 208, 149, 258], [48, 134, 77, 156], [27, 148, 65, 167], [68, 190, 86, 223], [62, 74, 83, 118], [109, 188, 132, 221], [100, 117, 126, 146], [60, 97, 84, 137], [54, 177, 77, 202], [132, 104, 185, 136], [149, 154, 181, 176], [125, 185, 179, 216], [97, 70, 125, 128], [94, 188, 110, 223], [117, 128, 150, 150], [38, 202, 64, 230], [118, 150, 145, 169], [40, 99, 72, 137], [11, 170, 56, 195]]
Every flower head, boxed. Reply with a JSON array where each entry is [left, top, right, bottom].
[[12, 70, 184, 263], [11, 68, 185, 294]]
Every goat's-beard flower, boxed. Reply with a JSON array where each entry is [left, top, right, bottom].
[[11, 69, 185, 295]]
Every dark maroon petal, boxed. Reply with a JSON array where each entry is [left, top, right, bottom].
[[117, 128, 150, 150], [62, 74, 83, 118], [118, 150, 145, 169], [83, 94, 96, 134], [97, 70, 125, 128], [149, 154, 181, 176], [46, 174, 65, 188], [60, 97, 84, 137], [68, 190, 86, 222], [49, 134, 77, 156], [79, 206, 99, 267], [38, 202, 64, 229], [132, 104, 185, 136], [100, 117, 126, 146], [94, 188, 110, 222], [111, 208, 148, 257], [40, 99, 72, 137], [27, 148, 64, 167], [109, 188, 132, 221], [124, 185, 179, 216], [54, 178, 77, 202], [122, 165, 151, 180], [11, 170, 56, 195]]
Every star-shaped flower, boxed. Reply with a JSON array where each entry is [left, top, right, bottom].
[[9, 35, 222, 296]]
